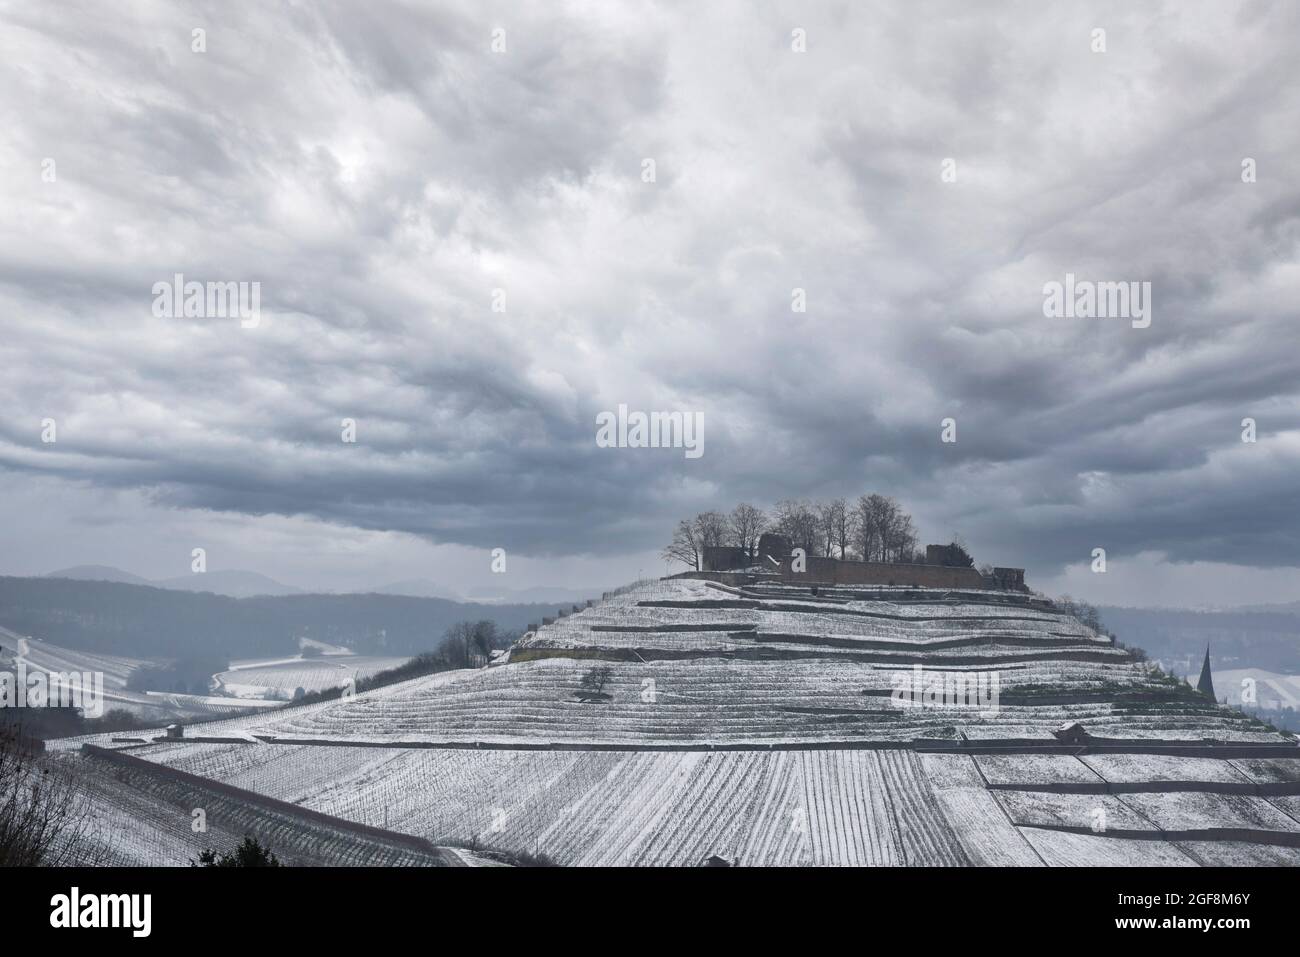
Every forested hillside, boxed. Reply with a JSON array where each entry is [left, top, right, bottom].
[[0, 577, 557, 660]]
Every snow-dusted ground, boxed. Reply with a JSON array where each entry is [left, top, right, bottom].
[[0, 631, 278, 721], [1214, 668, 1300, 709], [0, 630, 144, 689], [0, 630, 305, 721], [48, 577, 1300, 866], [53, 750, 466, 867], [215, 655, 411, 697], [53, 579, 1262, 749], [91, 741, 1300, 866]]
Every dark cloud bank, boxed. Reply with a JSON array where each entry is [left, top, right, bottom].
[[1, 1, 1298, 602]]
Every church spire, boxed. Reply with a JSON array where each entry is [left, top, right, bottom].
[[1196, 644, 1216, 700]]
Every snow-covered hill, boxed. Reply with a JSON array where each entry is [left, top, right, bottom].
[[51, 577, 1300, 866]]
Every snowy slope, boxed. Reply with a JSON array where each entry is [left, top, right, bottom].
[[51, 577, 1300, 866]]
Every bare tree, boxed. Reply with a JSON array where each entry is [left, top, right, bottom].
[[575, 666, 614, 703], [772, 499, 821, 556], [662, 518, 704, 570], [883, 509, 918, 563], [727, 503, 768, 563], [439, 621, 477, 668], [853, 494, 917, 562], [853, 494, 886, 562], [668, 495, 915, 568], [662, 511, 728, 570], [0, 727, 105, 866], [695, 511, 728, 549], [470, 620, 498, 661], [1056, 595, 1103, 633], [815, 500, 837, 558], [826, 498, 855, 559]]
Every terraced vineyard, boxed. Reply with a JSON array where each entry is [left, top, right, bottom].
[[131, 579, 1272, 747], [119, 745, 970, 865], [55, 576, 1300, 866], [55, 747, 476, 866]]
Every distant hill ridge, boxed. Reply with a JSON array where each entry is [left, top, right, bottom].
[[44, 566, 602, 606], [1098, 605, 1300, 675], [46, 564, 301, 598], [1, 575, 566, 660]]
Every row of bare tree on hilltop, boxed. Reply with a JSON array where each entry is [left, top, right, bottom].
[[664, 496, 974, 571]]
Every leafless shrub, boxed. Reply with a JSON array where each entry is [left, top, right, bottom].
[[0, 728, 107, 866]]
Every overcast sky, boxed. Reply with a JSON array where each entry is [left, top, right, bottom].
[[1, 1, 1298, 607]]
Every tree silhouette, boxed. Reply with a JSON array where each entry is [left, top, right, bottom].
[[575, 666, 614, 703], [191, 835, 281, 867]]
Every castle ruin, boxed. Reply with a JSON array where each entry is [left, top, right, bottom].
[[699, 533, 1027, 591]]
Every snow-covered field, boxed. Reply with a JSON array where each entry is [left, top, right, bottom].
[[56, 579, 1272, 748], [103, 740, 1300, 866], [55, 750, 467, 867], [1215, 668, 1300, 710], [114, 745, 970, 865], [0, 629, 144, 691], [215, 655, 411, 698], [0, 630, 226, 720], [0, 630, 297, 720], [48, 578, 1300, 866]]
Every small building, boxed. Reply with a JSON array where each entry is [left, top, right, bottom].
[[1052, 721, 1089, 745], [165, 724, 183, 740], [699, 854, 732, 867]]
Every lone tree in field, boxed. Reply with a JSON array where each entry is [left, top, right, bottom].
[[575, 666, 614, 703]]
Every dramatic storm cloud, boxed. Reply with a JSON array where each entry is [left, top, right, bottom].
[[1, 1, 1298, 602]]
